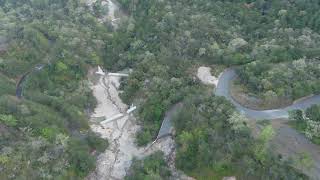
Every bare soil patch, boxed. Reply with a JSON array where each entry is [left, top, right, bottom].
[[251, 119, 320, 179]]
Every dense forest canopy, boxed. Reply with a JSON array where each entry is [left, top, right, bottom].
[[110, 0, 320, 178], [0, 0, 110, 179], [107, 0, 320, 144], [0, 0, 319, 179], [173, 94, 305, 179]]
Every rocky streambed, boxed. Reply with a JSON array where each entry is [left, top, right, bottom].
[[87, 68, 192, 180]]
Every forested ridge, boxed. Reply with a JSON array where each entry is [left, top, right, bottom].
[[0, 0, 320, 179], [110, 0, 320, 144], [112, 0, 320, 179], [173, 94, 306, 179], [0, 0, 109, 179]]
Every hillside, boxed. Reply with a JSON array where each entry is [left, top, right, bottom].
[[1, 0, 320, 179], [0, 0, 109, 178]]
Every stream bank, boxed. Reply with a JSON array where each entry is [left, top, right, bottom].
[[87, 68, 192, 180]]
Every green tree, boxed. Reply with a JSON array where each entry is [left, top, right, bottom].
[[0, 114, 17, 126], [254, 125, 275, 164], [125, 151, 171, 180]]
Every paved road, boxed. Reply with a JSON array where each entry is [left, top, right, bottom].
[[16, 64, 45, 98], [215, 68, 320, 120], [216, 68, 320, 179], [157, 103, 183, 139]]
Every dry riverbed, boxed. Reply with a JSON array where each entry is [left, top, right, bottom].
[[84, 1, 191, 179], [87, 68, 192, 180]]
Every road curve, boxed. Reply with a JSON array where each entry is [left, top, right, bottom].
[[215, 68, 320, 120], [16, 64, 45, 98]]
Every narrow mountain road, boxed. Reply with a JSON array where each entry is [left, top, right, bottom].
[[215, 68, 320, 120], [16, 64, 45, 99], [215, 68, 320, 179]]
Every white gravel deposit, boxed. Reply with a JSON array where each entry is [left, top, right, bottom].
[[87, 69, 191, 180], [197, 66, 219, 86]]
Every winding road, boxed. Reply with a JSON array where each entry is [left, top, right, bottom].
[[16, 64, 45, 98], [216, 68, 320, 179], [215, 68, 320, 120]]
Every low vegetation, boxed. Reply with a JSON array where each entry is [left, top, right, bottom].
[[109, 0, 320, 145], [238, 58, 320, 107], [125, 151, 171, 180]]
